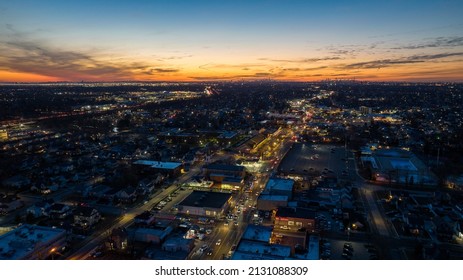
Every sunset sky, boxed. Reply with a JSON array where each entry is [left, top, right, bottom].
[[1, 0, 462, 82]]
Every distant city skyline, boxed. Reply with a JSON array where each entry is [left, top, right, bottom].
[[0, 0, 462, 82]]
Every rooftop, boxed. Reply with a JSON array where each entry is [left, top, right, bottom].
[[276, 207, 316, 220], [258, 194, 289, 201], [264, 178, 294, 193], [134, 160, 182, 170], [204, 164, 245, 172], [236, 240, 292, 258], [241, 225, 272, 242], [0, 224, 66, 260], [178, 190, 232, 209]]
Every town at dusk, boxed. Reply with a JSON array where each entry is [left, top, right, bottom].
[[1, 2, 463, 276]]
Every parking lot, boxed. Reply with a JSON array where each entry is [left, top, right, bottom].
[[279, 143, 350, 178], [320, 239, 379, 260]]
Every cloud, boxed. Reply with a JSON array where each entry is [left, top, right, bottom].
[[189, 72, 276, 81], [280, 66, 328, 72], [198, 63, 266, 71], [258, 56, 343, 63], [339, 52, 463, 70], [149, 68, 180, 73], [154, 54, 193, 61], [393, 36, 463, 50], [0, 40, 135, 80], [0, 25, 172, 81]]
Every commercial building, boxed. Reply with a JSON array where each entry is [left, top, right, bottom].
[[262, 178, 294, 199], [270, 207, 316, 251], [177, 190, 232, 217], [0, 130, 8, 141], [362, 148, 437, 186], [256, 178, 294, 211], [274, 207, 316, 232], [133, 160, 183, 177], [203, 163, 245, 190], [0, 224, 66, 260]]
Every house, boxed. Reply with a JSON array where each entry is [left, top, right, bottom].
[[134, 211, 155, 226], [0, 195, 24, 215], [26, 199, 54, 218], [106, 227, 128, 251], [73, 206, 101, 228], [2, 175, 30, 189], [48, 203, 72, 219], [116, 187, 138, 203], [405, 215, 425, 235]]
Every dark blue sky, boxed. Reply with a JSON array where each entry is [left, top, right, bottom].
[[1, 0, 462, 81]]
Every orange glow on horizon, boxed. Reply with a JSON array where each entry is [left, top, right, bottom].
[[1, 60, 463, 83]]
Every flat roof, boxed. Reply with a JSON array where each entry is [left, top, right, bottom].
[[258, 194, 288, 202], [219, 131, 238, 139], [134, 160, 182, 170], [0, 224, 66, 260], [205, 164, 244, 172], [306, 235, 319, 260], [178, 191, 231, 209], [276, 207, 316, 220], [264, 178, 294, 193], [241, 225, 272, 242], [231, 251, 284, 260], [236, 240, 292, 258]]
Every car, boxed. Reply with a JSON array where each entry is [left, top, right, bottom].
[[207, 249, 213, 256], [216, 239, 222, 246], [343, 248, 353, 256], [234, 221, 239, 226], [199, 244, 208, 253]]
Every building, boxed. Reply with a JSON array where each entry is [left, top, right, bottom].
[[0, 224, 66, 260], [134, 211, 156, 226], [162, 236, 195, 253], [217, 131, 238, 145], [359, 106, 372, 115], [48, 203, 72, 219], [256, 178, 294, 211], [130, 226, 173, 244], [364, 148, 437, 186], [73, 206, 101, 228], [231, 225, 292, 260], [0, 129, 8, 141], [0, 195, 24, 215], [158, 129, 200, 144], [270, 207, 316, 251], [177, 190, 232, 217], [203, 163, 245, 190], [274, 207, 316, 232], [133, 160, 183, 177], [106, 227, 128, 251], [262, 178, 294, 199], [256, 195, 288, 211]]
